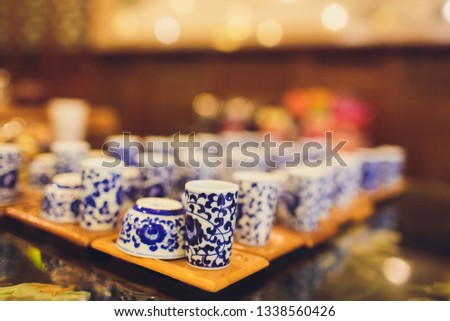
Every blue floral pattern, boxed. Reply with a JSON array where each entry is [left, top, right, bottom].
[[0, 151, 20, 203], [79, 168, 122, 231], [40, 183, 81, 223], [117, 207, 185, 259], [184, 190, 238, 269], [234, 181, 279, 246]]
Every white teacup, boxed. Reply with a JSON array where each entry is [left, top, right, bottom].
[[41, 173, 82, 223]]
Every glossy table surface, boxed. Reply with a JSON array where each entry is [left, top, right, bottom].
[[1, 179, 449, 301]]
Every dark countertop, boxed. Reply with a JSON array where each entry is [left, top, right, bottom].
[[1, 178, 449, 301]]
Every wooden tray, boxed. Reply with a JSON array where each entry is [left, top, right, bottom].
[[91, 234, 269, 293], [6, 201, 119, 247], [232, 225, 306, 261], [368, 179, 407, 203], [0, 188, 41, 215]]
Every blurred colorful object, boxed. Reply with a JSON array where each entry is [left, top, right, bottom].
[[0, 283, 90, 301], [282, 87, 373, 147]]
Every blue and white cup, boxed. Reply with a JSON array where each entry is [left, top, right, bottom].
[[79, 157, 123, 231], [183, 180, 239, 270], [105, 134, 142, 166], [282, 166, 330, 232], [28, 153, 56, 188], [122, 167, 141, 209], [0, 143, 20, 203], [332, 152, 362, 210], [116, 197, 185, 259], [41, 173, 82, 223], [232, 171, 280, 247], [137, 152, 175, 198], [377, 145, 406, 188], [51, 140, 90, 174], [358, 148, 382, 193]]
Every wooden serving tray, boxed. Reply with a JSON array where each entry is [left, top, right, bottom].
[[232, 225, 306, 261], [0, 188, 41, 215], [91, 234, 269, 293], [6, 201, 119, 247]]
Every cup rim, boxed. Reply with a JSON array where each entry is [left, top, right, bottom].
[[0, 143, 20, 152], [52, 172, 82, 188], [286, 165, 331, 178], [51, 140, 90, 152], [134, 197, 183, 215], [232, 170, 281, 183], [185, 180, 238, 194]]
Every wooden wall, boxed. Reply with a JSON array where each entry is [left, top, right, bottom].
[[1, 46, 450, 181]]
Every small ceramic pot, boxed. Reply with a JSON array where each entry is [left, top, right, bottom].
[[282, 166, 330, 232], [79, 157, 123, 231], [332, 152, 362, 210], [122, 167, 141, 209], [41, 173, 82, 223], [51, 140, 90, 174], [104, 134, 142, 166], [28, 153, 56, 188], [116, 197, 185, 259], [183, 180, 238, 270], [232, 171, 280, 247], [0, 143, 20, 204], [377, 145, 406, 188], [136, 152, 174, 198]]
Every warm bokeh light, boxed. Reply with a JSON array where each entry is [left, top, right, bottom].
[[193, 93, 221, 119], [154, 16, 180, 45], [225, 13, 252, 41], [211, 26, 243, 52], [442, 0, 450, 23], [112, 9, 140, 39], [256, 19, 283, 47], [382, 257, 411, 285], [169, 0, 196, 15], [321, 3, 349, 32], [225, 97, 254, 121]]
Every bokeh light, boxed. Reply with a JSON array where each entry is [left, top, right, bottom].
[[154, 16, 180, 45], [256, 19, 283, 47], [321, 3, 349, 32]]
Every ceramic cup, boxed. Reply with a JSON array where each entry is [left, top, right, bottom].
[[143, 135, 172, 154], [136, 152, 174, 198], [47, 98, 90, 141], [0, 143, 20, 203], [51, 140, 90, 174], [122, 167, 141, 209], [28, 153, 56, 188], [332, 152, 362, 210], [105, 134, 142, 166], [79, 157, 123, 231], [377, 145, 406, 188], [41, 173, 82, 223], [282, 166, 331, 232], [232, 171, 280, 247], [183, 180, 239, 269], [358, 148, 382, 193], [116, 197, 185, 259]]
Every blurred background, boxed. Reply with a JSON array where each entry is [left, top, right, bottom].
[[0, 0, 450, 180]]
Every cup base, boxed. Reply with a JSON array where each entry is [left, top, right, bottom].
[[40, 212, 78, 224], [186, 261, 230, 270], [116, 243, 185, 260]]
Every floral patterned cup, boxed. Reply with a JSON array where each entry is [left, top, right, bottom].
[[232, 171, 280, 247], [41, 173, 82, 223], [51, 140, 90, 174], [136, 152, 175, 199], [105, 134, 142, 166], [116, 197, 185, 259], [0, 143, 20, 203], [282, 166, 331, 232], [28, 153, 56, 188], [183, 180, 239, 270], [79, 158, 123, 231]]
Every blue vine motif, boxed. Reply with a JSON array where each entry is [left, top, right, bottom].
[[184, 190, 238, 269], [117, 209, 185, 258]]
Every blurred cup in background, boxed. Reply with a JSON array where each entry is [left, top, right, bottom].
[[47, 98, 90, 141]]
